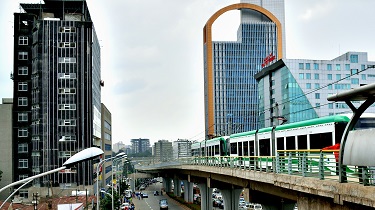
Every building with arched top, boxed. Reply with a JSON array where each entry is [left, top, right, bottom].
[[204, 0, 285, 138]]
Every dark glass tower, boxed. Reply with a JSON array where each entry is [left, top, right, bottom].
[[13, 0, 101, 190]]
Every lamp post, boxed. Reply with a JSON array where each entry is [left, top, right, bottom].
[[112, 153, 126, 210], [96, 152, 126, 210], [0, 147, 103, 207]]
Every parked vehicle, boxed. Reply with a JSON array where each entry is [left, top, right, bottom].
[[141, 193, 148, 198], [154, 191, 159, 196]]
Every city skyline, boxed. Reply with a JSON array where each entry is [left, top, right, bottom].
[[1, 0, 375, 145]]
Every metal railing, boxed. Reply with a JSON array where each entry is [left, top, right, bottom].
[[142, 150, 375, 186]]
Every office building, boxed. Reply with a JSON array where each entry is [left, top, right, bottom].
[[12, 0, 101, 196], [113, 141, 126, 153], [255, 52, 375, 128], [172, 139, 192, 159], [153, 140, 173, 162], [131, 138, 150, 154], [204, 0, 285, 138], [100, 103, 112, 187], [0, 99, 13, 200]]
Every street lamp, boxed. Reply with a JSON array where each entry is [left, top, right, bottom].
[[96, 152, 126, 210], [112, 153, 126, 210], [0, 147, 103, 205]]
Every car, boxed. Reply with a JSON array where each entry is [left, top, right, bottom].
[[213, 198, 222, 207], [154, 191, 159, 196], [120, 202, 130, 210], [141, 193, 148, 198], [159, 199, 168, 210]]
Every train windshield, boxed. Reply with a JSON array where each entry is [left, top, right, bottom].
[[354, 117, 375, 129]]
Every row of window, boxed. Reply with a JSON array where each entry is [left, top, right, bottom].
[[299, 62, 366, 71], [305, 83, 351, 90], [299, 72, 362, 81]]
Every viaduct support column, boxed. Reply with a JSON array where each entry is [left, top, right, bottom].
[[173, 176, 181, 197], [182, 180, 192, 202], [221, 188, 242, 210], [197, 183, 213, 210], [163, 177, 172, 193]]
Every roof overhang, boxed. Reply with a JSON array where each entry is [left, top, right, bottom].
[[327, 83, 375, 102]]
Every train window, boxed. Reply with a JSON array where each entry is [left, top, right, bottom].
[[243, 142, 249, 156], [259, 139, 270, 156], [297, 135, 307, 149], [310, 133, 332, 149], [215, 145, 219, 155], [238, 142, 243, 156], [277, 137, 284, 150], [286, 136, 295, 150], [355, 118, 375, 129], [230, 143, 237, 154]]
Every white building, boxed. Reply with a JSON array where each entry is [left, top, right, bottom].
[[172, 139, 192, 159], [255, 52, 375, 128]]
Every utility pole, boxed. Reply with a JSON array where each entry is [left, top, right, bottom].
[[32, 192, 39, 210]]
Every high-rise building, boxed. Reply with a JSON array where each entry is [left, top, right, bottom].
[[0, 98, 13, 200], [172, 139, 192, 159], [131, 138, 150, 154], [153, 140, 173, 162], [12, 0, 101, 194], [204, 0, 285, 138], [255, 52, 375, 128]]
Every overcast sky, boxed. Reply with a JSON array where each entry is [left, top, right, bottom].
[[1, 0, 375, 145]]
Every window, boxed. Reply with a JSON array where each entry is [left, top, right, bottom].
[[328, 84, 332, 89], [18, 52, 28, 60], [306, 83, 311, 89], [18, 97, 28, 106], [306, 73, 311, 79], [19, 174, 28, 180], [315, 93, 320, 99], [18, 143, 28, 153], [314, 74, 319, 80], [350, 54, 358, 63], [315, 83, 320, 89], [18, 159, 28, 168], [345, 64, 350, 70], [299, 73, 304, 79], [18, 112, 28, 122], [314, 63, 319, 70], [315, 103, 320, 108], [351, 69, 358, 75], [328, 103, 333, 109], [59, 120, 76, 126], [336, 74, 341, 80], [346, 74, 350, 80], [327, 64, 332, 70], [18, 82, 28, 91], [58, 88, 76, 94], [58, 57, 76, 63], [104, 121, 111, 130], [327, 74, 332, 80], [361, 65, 366, 70], [59, 42, 76, 48], [59, 104, 76, 110], [336, 64, 341, 70], [104, 133, 111, 141], [19, 36, 28, 45], [105, 144, 112, 150], [351, 78, 359, 84], [362, 74, 366, 80], [18, 128, 28, 137], [18, 66, 28, 75], [299, 63, 304, 70], [271, 80, 275, 86], [305, 63, 311, 70], [59, 27, 76, 33], [19, 189, 28, 198]]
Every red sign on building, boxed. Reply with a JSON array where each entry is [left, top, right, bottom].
[[261, 53, 276, 68]]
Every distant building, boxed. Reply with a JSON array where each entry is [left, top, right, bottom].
[[131, 138, 150, 154], [0, 98, 13, 200], [153, 140, 173, 162], [100, 103, 113, 187], [113, 141, 126, 153], [172, 139, 192, 159], [255, 52, 375, 128]]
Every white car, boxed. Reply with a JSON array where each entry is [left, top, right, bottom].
[[120, 202, 130, 210]]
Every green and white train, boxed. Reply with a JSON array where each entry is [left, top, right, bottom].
[[192, 114, 375, 159]]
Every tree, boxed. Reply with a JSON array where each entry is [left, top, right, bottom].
[[100, 189, 121, 210]]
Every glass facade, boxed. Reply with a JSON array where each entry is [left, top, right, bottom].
[[212, 22, 277, 135]]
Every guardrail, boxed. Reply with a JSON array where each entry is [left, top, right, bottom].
[[139, 150, 375, 186]]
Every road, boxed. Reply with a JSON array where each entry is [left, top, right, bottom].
[[131, 181, 189, 210]]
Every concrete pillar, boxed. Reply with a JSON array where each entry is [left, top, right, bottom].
[[173, 176, 181, 197], [221, 188, 242, 210], [163, 177, 172, 193], [182, 180, 189, 202], [187, 182, 194, 203]]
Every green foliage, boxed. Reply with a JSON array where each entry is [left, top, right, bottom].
[[100, 189, 121, 210], [167, 192, 201, 210]]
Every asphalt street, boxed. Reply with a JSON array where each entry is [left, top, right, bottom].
[[131, 181, 189, 210]]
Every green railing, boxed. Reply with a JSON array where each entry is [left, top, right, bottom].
[[177, 150, 375, 186]]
